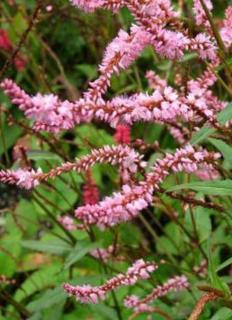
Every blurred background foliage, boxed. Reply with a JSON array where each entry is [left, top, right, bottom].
[[0, 1, 232, 319]]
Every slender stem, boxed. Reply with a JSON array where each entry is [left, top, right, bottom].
[[199, 0, 232, 86], [198, 0, 226, 55], [188, 292, 218, 320], [0, 0, 43, 79], [32, 193, 76, 245], [189, 206, 208, 261], [0, 112, 10, 166], [0, 289, 31, 318], [138, 214, 177, 266], [88, 228, 123, 320], [129, 308, 172, 320]]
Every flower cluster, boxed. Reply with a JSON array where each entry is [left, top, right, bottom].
[[63, 259, 157, 303], [220, 6, 232, 47], [2, 74, 226, 133], [193, 0, 212, 27], [0, 168, 42, 190], [90, 245, 116, 262], [0, 0, 231, 316], [0, 145, 144, 189], [1, 0, 228, 133], [124, 275, 189, 313], [58, 216, 77, 231], [75, 145, 220, 229], [86, 25, 151, 100]]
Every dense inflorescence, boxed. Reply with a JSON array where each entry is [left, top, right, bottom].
[[63, 259, 157, 303], [1, 0, 232, 318]]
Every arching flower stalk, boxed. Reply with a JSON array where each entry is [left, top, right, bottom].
[[2, 73, 227, 132], [63, 259, 157, 304], [0, 145, 145, 189], [124, 275, 189, 313], [85, 25, 151, 101], [75, 145, 220, 229], [0, 168, 42, 190]]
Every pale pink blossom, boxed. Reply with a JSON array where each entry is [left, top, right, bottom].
[[71, 0, 123, 12], [71, 0, 106, 12], [193, 260, 208, 277], [193, 0, 213, 27], [191, 33, 217, 62], [220, 7, 232, 47], [146, 70, 167, 91], [0, 168, 42, 190], [195, 167, 220, 180], [0, 145, 144, 189], [152, 29, 190, 60], [63, 259, 157, 303], [75, 145, 220, 229], [58, 216, 77, 231], [90, 245, 116, 262], [187, 66, 217, 94], [86, 25, 151, 100], [125, 275, 189, 312]]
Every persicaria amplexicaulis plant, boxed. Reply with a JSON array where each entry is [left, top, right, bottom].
[[0, 0, 232, 319]]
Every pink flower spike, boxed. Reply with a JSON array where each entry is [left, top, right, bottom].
[[63, 259, 157, 304], [220, 6, 232, 47], [0, 168, 42, 190], [75, 145, 220, 229], [124, 275, 189, 312], [58, 216, 77, 231], [193, 0, 213, 27]]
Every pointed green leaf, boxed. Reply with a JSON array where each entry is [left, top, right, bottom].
[[216, 257, 232, 272], [21, 240, 71, 255], [208, 138, 232, 162], [167, 180, 232, 196], [64, 240, 102, 269]]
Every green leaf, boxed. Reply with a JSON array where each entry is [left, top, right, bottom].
[[211, 308, 232, 320], [208, 241, 230, 294], [21, 240, 72, 255], [75, 64, 97, 80], [185, 207, 212, 243], [217, 102, 232, 125], [27, 313, 41, 320], [26, 151, 62, 161], [190, 127, 215, 145], [90, 303, 117, 320], [180, 52, 198, 62], [27, 287, 66, 312], [190, 102, 232, 145], [208, 138, 232, 162], [167, 180, 232, 196], [14, 264, 62, 302], [64, 240, 102, 269], [216, 257, 232, 272], [0, 123, 22, 155]]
